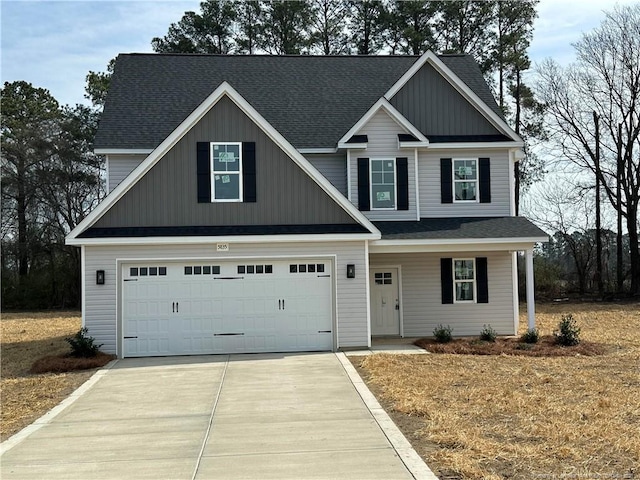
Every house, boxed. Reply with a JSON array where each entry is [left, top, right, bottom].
[[66, 52, 547, 358]]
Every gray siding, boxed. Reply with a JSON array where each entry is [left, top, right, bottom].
[[389, 62, 502, 137], [94, 96, 356, 228], [419, 149, 512, 217], [370, 251, 515, 337], [107, 154, 145, 193], [84, 241, 369, 355], [305, 154, 348, 196], [349, 109, 417, 221]]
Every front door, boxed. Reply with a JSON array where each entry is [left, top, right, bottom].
[[370, 268, 400, 336]]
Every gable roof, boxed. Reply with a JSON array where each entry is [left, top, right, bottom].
[[95, 53, 506, 151], [68, 82, 380, 244]]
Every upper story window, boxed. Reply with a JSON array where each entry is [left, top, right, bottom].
[[211, 143, 242, 201], [370, 159, 396, 209], [453, 159, 478, 202], [453, 258, 475, 302]]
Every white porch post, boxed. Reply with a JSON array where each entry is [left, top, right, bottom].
[[525, 248, 536, 330]]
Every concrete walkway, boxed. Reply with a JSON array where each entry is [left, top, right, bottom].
[[1, 353, 434, 480]]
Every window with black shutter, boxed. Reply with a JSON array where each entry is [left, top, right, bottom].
[[196, 141, 256, 203]]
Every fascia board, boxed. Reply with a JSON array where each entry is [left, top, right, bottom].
[[427, 141, 524, 150], [67, 232, 380, 246], [67, 81, 380, 241], [384, 51, 523, 143], [94, 148, 154, 155], [338, 142, 368, 150], [399, 141, 429, 148], [369, 237, 548, 254], [297, 148, 338, 154], [337, 98, 428, 146]]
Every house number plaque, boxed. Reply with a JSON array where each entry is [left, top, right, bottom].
[[216, 243, 229, 252]]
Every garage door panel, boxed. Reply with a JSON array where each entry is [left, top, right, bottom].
[[122, 260, 333, 357]]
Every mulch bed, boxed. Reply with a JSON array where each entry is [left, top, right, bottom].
[[414, 335, 607, 357], [30, 352, 116, 374]]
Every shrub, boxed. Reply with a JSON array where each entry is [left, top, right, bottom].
[[554, 314, 581, 346], [433, 324, 453, 343], [66, 327, 103, 358], [521, 328, 540, 344], [479, 324, 497, 342]]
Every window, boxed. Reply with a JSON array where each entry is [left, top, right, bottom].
[[211, 143, 242, 201], [370, 159, 396, 209], [453, 259, 475, 302], [374, 272, 392, 285], [453, 159, 477, 202]]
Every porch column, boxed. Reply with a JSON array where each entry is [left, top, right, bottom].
[[525, 248, 536, 330]]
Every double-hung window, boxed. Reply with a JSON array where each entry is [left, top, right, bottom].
[[453, 259, 475, 302], [453, 159, 477, 202], [211, 143, 242, 201], [370, 159, 396, 209]]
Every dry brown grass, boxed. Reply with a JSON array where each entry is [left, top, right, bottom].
[[1, 312, 111, 441], [356, 303, 640, 479]]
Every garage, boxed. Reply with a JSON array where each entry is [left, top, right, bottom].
[[121, 259, 333, 357]]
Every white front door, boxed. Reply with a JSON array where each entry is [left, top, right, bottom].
[[370, 268, 400, 336]]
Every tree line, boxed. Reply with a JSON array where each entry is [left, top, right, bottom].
[[1, 1, 638, 311]]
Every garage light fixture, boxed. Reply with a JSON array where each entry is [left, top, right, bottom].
[[346, 264, 356, 279], [96, 270, 105, 285]]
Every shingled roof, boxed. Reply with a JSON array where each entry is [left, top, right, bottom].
[[95, 53, 503, 151]]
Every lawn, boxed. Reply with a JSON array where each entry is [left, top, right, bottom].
[[354, 302, 640, 479], [0, 312, 104, 441]]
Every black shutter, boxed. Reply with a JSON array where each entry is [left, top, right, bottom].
[[479, 158, 491, 203], [242, 142, 256, 203], [197, 142, 211, 203], [357, 158, 370, 211], [441, 258, 453, 304], [440, 158, 452, 203], [476, 257, 489, 303], [396, 157, 409, 210]]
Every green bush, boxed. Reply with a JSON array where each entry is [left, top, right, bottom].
[[479, 324, 497, 342], [554, 314, 581, 346], [66, 327, 103, 358], [520, 328, 540, 344], [433, 324, 453, 343]]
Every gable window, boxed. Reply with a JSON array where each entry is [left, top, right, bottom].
[[211, 143, 242, 201], [453, 259, 476, 302], [453, 159, 477, 202], [370, 159, 396, 209]]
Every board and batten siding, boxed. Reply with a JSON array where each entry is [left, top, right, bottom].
[[94, 96, 355, 228], [84, 241, 369, 355], [348, 109, 417, 221], [107, 154, 146, 193], [371, 251, 515, 336], [305, 154, 348, 196], [389, 62, 502, 137], [419, 149, 512, 217]]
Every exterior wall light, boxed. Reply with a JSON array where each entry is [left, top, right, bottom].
[[346, 264, 356, 279]]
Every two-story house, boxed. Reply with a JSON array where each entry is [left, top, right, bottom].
[[66, 52, 547, 358]]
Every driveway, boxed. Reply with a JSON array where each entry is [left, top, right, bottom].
[[1, 353, 425, 479]]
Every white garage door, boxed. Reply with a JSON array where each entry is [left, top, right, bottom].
[[121, 259, 333, 357]]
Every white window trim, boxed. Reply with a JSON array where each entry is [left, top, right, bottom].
[[453, 258, 476, 303], [210, 142, 243, 202], [452, 158, 479, 203], [370, 158, 397, 211]]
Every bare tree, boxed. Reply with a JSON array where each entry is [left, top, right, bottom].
[[535, 5, 640, 296]]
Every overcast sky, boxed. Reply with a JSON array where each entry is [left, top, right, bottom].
[[0, 0, 633, 107]]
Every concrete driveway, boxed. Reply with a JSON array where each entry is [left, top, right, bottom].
[[1, 353, 432, 480]]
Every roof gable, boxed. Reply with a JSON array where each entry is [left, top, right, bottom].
[[68, 82, 379, 243]]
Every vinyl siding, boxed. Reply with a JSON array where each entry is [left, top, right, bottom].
[[305, 154, 348, 196], [107, 155, 145, 193], [370, 251, 515, 337], [84, 241, 369, 355], [94, 96, 356, 228], [389, 62, 502, 137], [348, 110, 417, 221], [419, 149, 512, 217]]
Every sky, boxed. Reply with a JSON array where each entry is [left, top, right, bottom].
[[1, 0, 634, 108]]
